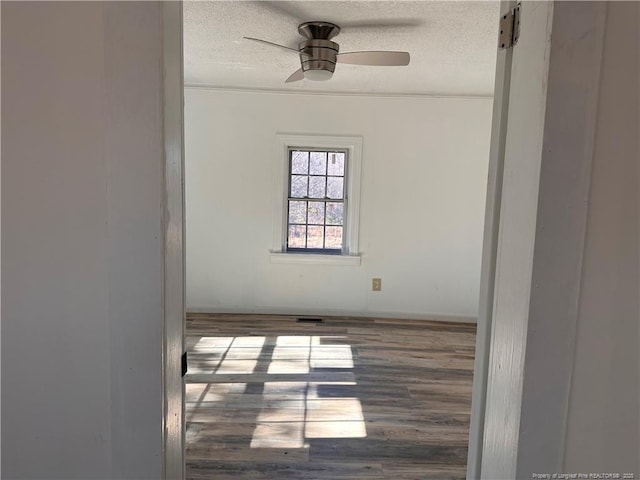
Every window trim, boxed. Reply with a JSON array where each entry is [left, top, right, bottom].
[[272, 134, 362, 265]]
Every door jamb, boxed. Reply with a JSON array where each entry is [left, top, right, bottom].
[[162, 2, 185, 479], [466, 1, 516, 477], [477, 2, 556, 477]]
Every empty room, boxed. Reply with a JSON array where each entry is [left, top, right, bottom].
[[2, 1, 638, 479], [182, 1, 496, 478]]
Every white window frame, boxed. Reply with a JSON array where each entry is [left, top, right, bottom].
[[271, 133, 362, 266]]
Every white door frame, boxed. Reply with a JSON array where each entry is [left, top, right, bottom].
[[476, 2, 555, 476], [484, 2, 608, 477], [466, 1, 517, 477], [162, 2, 185, 479], [470, 1, 609, 477]]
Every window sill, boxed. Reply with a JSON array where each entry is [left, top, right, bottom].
[[269, 252, 361, 266]]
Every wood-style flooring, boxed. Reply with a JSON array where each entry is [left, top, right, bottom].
[[185, 313, 476, 480]]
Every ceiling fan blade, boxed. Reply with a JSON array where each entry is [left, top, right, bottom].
[[285, 68, 304, 83], [243, 36, 298, 53], [336, 51, 410, 66]]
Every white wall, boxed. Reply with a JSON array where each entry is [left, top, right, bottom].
[[185, 88, 492, 319], [2, 3, 165, 478], [563, 1, 639, 473]]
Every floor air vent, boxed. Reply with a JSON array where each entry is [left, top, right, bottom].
[[296, 317, 324, 323]]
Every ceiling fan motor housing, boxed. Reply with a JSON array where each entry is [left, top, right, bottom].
[[298, 22, 341, 80], [299, 39, 339, 77]]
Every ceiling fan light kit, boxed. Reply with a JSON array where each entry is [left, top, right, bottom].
[[244, 21, 410, 83], [303, 69, 335, 81]]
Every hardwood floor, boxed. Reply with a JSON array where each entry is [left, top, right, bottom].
[[185, 313, 476, 480]]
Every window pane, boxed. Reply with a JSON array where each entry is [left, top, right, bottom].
[[327, 152, 345, 176], [308, 176, 326, 198], [327, 177, 344, 199], [307, 226, 324, 248], [309, 152, 327, 175], [326, 202, 344, 225], [307, 202, 325, 224], [290, 175, 308, 197], [288, 201, 307, 224], [291, 151, 309, 174], [288, 225, 306, 248], [325, 226, 343, 249]]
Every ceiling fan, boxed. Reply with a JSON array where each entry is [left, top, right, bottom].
[[244, 21, 410, 83]]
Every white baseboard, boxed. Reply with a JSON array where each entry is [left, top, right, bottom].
[[186, 306, 477, 324]]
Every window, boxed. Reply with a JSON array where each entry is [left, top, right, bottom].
[[287, 149, 347, 253], [272, 134, 362, 265]]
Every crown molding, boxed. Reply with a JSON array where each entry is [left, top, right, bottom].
[[184, 83, 494, 100]]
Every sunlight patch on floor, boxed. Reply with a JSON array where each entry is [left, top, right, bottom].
[[250, 421, 306, 448], [251, 335, 366, 447], [305, 420, 367, 438], [216, 336, 266, 373]]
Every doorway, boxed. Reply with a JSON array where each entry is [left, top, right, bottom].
[[165, 1, 530, 479], [179, 1, 497, 478]]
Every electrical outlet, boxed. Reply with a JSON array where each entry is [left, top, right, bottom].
[[372, 278, 382, 291]]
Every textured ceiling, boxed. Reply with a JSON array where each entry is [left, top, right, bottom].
[[184, 1, 499, 96]]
